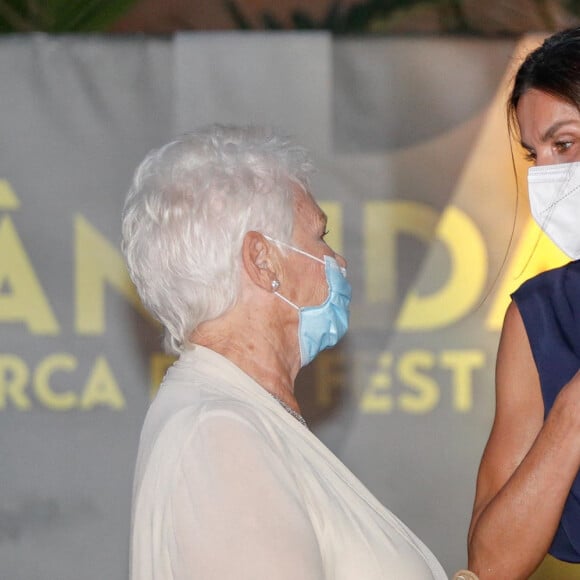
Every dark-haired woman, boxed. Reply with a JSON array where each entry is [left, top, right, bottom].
[[469, 27, 580, 579]]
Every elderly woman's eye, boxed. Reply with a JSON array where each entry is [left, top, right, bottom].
[[322, 229, 330, 239]]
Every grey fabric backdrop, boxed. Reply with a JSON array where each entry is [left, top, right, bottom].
[[0, 32, 561, 578]]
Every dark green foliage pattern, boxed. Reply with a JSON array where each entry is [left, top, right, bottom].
[[0, 0, 139, 32], [225, 0, 578, 35]]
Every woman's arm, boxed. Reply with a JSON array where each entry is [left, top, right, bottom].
[[468, 300, 580, 579]]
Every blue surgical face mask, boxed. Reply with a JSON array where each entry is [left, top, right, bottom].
[[264, 236, 352, 367]]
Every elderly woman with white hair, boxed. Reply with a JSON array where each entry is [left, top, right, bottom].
[[123, 125, 448, 579]]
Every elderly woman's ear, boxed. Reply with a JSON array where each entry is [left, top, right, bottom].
[[242, 231, 282, 292]]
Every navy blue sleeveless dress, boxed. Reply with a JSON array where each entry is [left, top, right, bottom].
[[512, 260, 580, 562]]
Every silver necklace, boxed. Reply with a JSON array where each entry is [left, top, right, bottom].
[[270, 393, 308, 427]]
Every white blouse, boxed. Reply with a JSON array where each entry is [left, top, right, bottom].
[[130, 345, 447, 579]]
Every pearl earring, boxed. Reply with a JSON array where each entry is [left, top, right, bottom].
[[271, 279, 280, 291]]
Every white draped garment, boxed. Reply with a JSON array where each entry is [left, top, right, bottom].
[[130, 345, 447, 579]]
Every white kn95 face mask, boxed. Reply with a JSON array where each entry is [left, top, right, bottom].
[[528, 161, 580, 259]]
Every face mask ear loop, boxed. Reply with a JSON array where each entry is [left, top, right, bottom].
[[284, 245, 325, 265], [263, 235, 325, 266], [273, 290, 300, 311]]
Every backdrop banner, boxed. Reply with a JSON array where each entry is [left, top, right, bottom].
[[0, 32, 564, 578]]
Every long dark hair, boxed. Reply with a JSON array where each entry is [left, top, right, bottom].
[[508, 27, 580, 137]]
